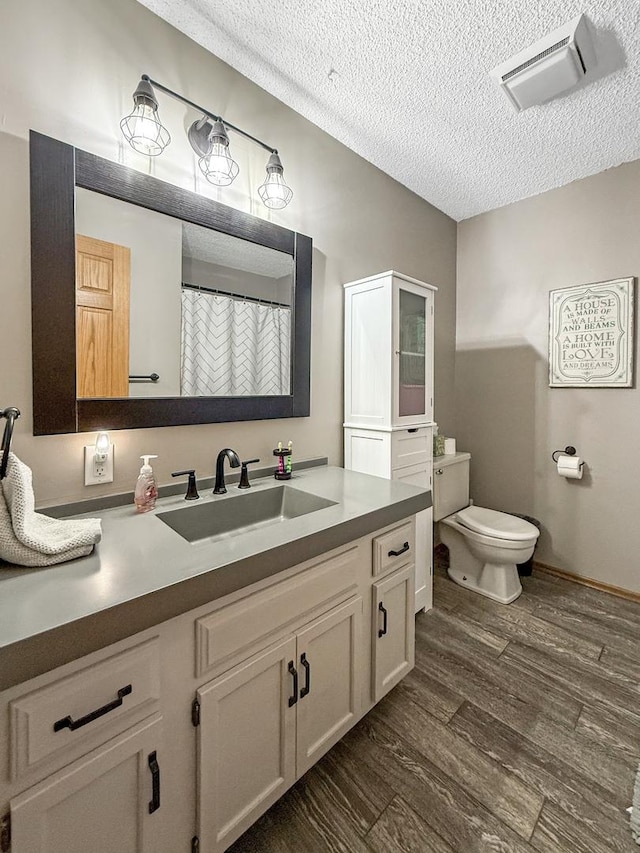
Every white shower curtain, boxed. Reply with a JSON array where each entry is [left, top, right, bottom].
[[181, 289, 291, 396]]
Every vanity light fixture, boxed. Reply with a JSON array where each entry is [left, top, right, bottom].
[[120, 75, 293, 208]]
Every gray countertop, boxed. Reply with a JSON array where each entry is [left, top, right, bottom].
[[0, 466, 430, 689]]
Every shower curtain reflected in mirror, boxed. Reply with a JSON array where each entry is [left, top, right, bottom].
[[181, 289, 291, 397]]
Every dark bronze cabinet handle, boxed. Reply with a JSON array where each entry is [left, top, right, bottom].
[[378, 602, 388, 638], [388, 541, 410, 558], [148, 751, 161, 813], [300, 653, 311, 698], [288, 661, 298, 707], [53, 684, 133, 732]]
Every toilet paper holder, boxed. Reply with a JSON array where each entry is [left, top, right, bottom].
[[551, 446, 585, 468]]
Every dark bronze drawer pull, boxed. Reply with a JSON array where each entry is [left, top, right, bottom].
[[300, 653, 311, 698], [388, 541, 410, 558], [378, 602, 388, 638], [53, 684, 133, 732], [148, 751, 161, 813], [288, 661, 298, 707]]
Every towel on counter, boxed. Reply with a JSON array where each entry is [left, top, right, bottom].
[[0, 453, 101, 567], [632, 765, 640, 844]]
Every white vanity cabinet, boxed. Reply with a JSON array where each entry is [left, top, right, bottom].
[[196, 597, 362, 852], [0, 517, 416, 853], [9, 716, 164, 853], [344, 271, 436, 613], [2, 639, 165, 853]]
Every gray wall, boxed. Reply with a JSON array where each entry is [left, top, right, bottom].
[[456, 159, 640, 593], [182, 258, 292, 306], [0, 0, 456, 507]]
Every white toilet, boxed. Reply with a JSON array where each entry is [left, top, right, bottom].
[[433, 453, 540, 604]]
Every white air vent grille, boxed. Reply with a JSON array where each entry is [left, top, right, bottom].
[[501, 38, 570, 82], [490, 14, 596, 112]]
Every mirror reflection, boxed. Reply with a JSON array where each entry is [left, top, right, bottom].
[[75, 189, 294, 400]]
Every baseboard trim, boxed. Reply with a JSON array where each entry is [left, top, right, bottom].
[[533, 560, 640, 604]]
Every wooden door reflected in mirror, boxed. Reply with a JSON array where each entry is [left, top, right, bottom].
[[75, 235, 130, 398]]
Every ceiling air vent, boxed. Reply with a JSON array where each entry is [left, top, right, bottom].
[[490, 14, 596, 111]]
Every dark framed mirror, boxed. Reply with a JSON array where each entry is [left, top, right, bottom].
[[30, 131, 312, 435]]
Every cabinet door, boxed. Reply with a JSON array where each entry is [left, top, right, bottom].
[[344, 277, 393, 428], [295, 597, 362, 777], [393, 278, 433, 425], [372, 567, 415, 702], [197, 636, 297, 853], [10, 715, 163, 853]]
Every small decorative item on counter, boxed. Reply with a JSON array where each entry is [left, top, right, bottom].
[[134, 455, 159, 512], [433, 434, 446, 457], [273, 440, 292, 480]]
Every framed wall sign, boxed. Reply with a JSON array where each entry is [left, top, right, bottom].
[[549, 278, 635, 387]]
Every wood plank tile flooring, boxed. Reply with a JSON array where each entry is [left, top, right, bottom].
[[229, 550, 640, 852]]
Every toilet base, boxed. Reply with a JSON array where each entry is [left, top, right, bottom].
[[439, 514, 535, 606], [446, 564, 522, 604]]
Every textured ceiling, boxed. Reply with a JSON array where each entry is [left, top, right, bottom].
[[137, 0, 640, 221], [182, 222, 292, 278]]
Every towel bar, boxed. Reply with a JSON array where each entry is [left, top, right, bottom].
[[129, 374, 160, 383], [1, 407, 21, 480]]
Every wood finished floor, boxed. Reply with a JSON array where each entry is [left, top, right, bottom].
[[229, 550, 640, 852]]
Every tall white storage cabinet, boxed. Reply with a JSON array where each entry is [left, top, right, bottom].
[[343, 271, 436, 613]]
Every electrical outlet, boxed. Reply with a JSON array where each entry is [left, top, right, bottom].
[[84, 444, 114, 486]]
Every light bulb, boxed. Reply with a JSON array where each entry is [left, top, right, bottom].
[[199, 142, 239, 186], [94, 431, 110, 462]]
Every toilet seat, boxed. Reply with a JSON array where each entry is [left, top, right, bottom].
[[456, 506, 538, 542]]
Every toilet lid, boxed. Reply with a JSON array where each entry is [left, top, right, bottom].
[[456, 506, 539, 541]]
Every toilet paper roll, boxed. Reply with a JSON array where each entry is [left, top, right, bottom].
[[557, 456, 583, 479], [444, 438, 456, 455]]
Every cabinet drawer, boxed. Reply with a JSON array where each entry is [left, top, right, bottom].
[[392, 461, 431, 492], [372, 519, 415, 577], [391, 428, 432, 469], [196, 544, 359, 678], [10, 638, 160, 781]]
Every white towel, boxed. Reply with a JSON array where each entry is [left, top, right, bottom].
[[0, 453, 101, 567], [632, 765, 640, 844]]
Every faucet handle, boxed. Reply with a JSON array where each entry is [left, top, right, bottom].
[[238, 459, 260, 489], [172, 469, 200, 501]]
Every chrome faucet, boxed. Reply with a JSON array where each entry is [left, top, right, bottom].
[[213, 448, 240, 494]]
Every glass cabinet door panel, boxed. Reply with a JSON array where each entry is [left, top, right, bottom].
[[398, 288, 426, 418]]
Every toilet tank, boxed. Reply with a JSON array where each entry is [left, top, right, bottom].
[[433, 452, 471, 521]]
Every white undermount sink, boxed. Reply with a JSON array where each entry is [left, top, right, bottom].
[[157, 485, 338, 544]]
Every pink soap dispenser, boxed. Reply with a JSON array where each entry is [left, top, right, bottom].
[[134, 455, 158, 512]]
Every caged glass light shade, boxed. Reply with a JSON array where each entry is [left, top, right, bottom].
[[258, 152, 293, 209], [197, 119, 239, 186], [120, 79, 171, 156]]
